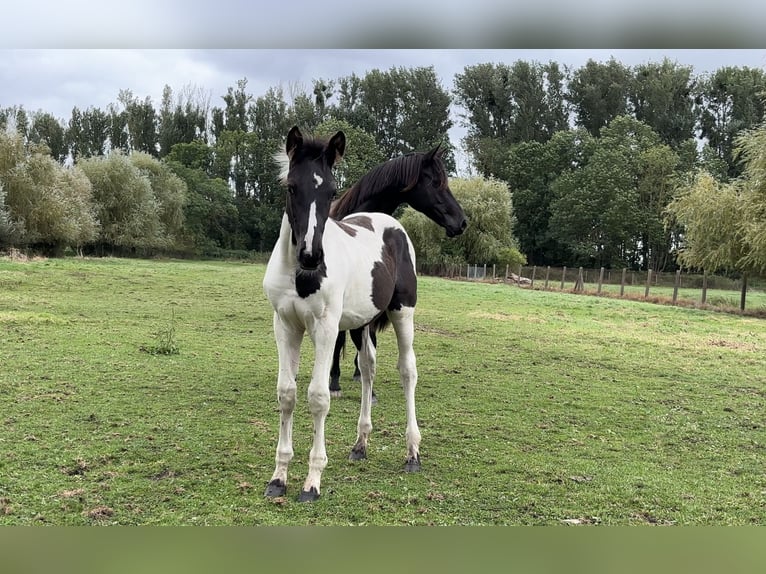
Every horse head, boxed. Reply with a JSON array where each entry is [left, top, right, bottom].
[[283, 126, 346, 272], [401, 145, 467, 238]]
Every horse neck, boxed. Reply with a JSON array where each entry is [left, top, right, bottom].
[[336, 181, 406, 217]]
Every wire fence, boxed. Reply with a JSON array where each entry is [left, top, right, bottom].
[[417, 262, 766, 314]]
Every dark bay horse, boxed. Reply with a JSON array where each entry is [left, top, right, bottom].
[[263, 126, 424, 501], [328, 147, 467, 400]]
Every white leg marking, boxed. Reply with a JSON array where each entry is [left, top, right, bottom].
[[389, 307, 421, 463], [270, 312, 304, 488], [313, 172, 323, 188], [302, 315, 340, 495], [304, 201, 317, 255]]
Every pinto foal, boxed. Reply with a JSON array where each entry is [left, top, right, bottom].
[[262, 127, 422, 501]]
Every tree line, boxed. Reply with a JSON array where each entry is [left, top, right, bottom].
[[1, 57, 766, 275]]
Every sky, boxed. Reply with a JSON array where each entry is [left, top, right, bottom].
[[2, 3, 766, 171]]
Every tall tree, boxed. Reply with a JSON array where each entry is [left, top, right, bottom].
[[157, 84, 210, 157], [696, 66, 766, 178], [28, 111, 67, 162], [454, 61, 565, 177], [732, 118, 766, 273], [332, 67, 454, 169], [66, 106, 109, 160], [629, 58, 697, 149], [506, 128, 595, 265], [567, 58, 632, 138], [549, 116, 677, 269], [117, 89, 158, 155]]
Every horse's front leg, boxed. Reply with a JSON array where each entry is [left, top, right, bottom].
[[350, 326, 376, 461], [265, 312, 304, 498], [389, 307, 421, 472], [300, 316, 339, 502]]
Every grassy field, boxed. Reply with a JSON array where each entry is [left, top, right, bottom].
[[1, 256, 765, 525]]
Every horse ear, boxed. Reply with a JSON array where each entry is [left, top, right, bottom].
[[327, 131, 346, 166], [426, 143, 443, 162], [286, 126, 303, 158]]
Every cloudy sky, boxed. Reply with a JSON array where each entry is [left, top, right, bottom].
[[4, 48, 766, 173], [3, 49, 766, 125]]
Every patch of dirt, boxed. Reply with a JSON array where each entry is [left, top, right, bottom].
[[85, 506, 114, 520], [709, 339, 758, 351], [61, 458, 90, 476], [631, 512, 675, 525], [414, 324, 456, 337], [149, 468, 176, 480], [58, 489, 85, 499]]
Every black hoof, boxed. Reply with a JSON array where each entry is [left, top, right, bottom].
[[298, 487, 320, 502], [265, 479, 286, 497], [349, 446, 367, 461], [404, 456, 421, 473], [330, 390, 342, 399], [353, 371, 361, 382], [330, 376, 341, 394]]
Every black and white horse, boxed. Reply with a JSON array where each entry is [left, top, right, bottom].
[[328, 147, 467, 400], [262, 127, 423, 501]]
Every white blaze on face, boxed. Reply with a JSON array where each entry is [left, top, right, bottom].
[[304, 201, 317, 254], [313, 172, 323, 189]]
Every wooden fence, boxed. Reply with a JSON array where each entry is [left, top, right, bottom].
[[417, 263, 765, 312]]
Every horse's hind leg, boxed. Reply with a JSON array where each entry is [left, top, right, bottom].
[[350, 326, 376, 461], [265, 312, 304, 497], [329, 331, 345, 398], [350, 328, 378, 404], [388, 307, 421, 472]]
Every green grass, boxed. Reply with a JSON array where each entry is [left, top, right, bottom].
[[1, 256, 766, 525]]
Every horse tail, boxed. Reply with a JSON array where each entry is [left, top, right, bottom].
[[370, 312, 390, 335]]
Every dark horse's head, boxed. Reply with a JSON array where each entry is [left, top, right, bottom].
[[282, 125, 345, 272], [330, 144, 468, 238], [404, 145, 467, 238]]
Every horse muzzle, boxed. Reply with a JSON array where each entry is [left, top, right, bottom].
[[446, 218, 468, 238], [298, 246, 324, 271]]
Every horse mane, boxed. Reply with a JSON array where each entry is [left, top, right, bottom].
[[331, 151, 443, 219], [274, 133, 335, 184]]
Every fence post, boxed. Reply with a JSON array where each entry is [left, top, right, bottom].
[[597, 267, 605, 294], [644, 269, 652, 298], [466, 264, 470, 280], [574, 267, 584, 292], [474, 264, 478, 280], [530, 266, 536, 288], [483, 263, 487, 280], [505, 264, 509, 281], [701, 270, 708, 304], [560, 266, 567, 290], [492, 264, 496, 280], [740, 274, 748, 312], [620, 268, 627, 297], [672, 269, 681, 304], [544, 266, 551, 290]]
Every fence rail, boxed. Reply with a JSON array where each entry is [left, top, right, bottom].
[[417, 263, 766, 312]]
